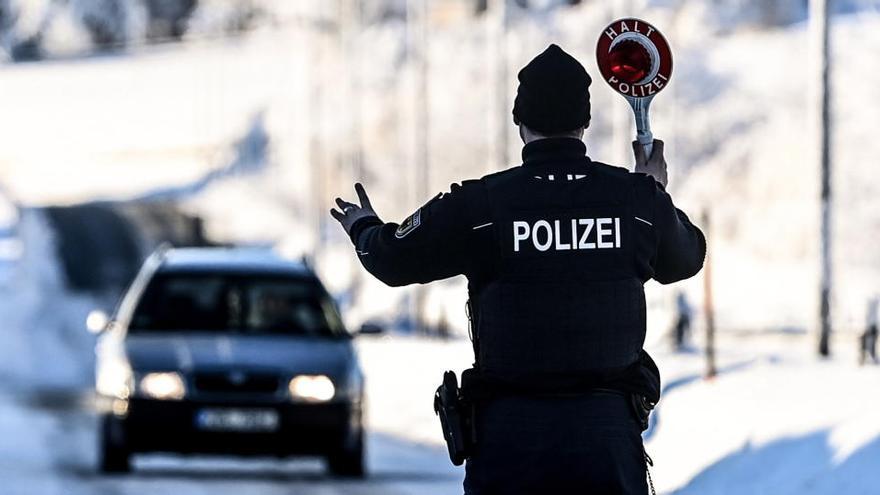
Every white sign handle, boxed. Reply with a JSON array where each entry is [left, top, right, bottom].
[[626, 94, 655, 159]]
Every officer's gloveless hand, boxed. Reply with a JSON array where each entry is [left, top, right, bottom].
[[330, 183, 379, 236], [633, 139, 668, 188]]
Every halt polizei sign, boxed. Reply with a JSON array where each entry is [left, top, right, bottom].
[[596, 18, 673, 160]]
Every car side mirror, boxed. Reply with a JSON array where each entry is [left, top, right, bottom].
[[357, 322, 384, 336], [86, 310, 110, 334]]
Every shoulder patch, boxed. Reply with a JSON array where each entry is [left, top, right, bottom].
[[394, 208, 422, 239]]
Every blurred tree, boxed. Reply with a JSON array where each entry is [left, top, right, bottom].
[[709, 0, 808, 28], [361, 0, 406, 23], [186, 0, 265, 37], [475, 0, 528, 14], [0, 0, 15, 37], [143, 0, 197, 40], [72, 0, 198, 48], [9, 33, 41, 60], [0, 0, 35, 61], [72, 0, 132, 49], [5, 0, 64, 62]]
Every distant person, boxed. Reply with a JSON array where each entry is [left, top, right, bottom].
[[331, 44, 706, 494], [860, 296, 878, 365], [674, 291, 694, 350], [436, 312, 452, 340]]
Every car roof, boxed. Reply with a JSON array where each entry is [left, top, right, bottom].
[[158, 247, 314, 277]]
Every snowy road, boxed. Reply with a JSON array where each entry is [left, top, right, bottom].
[[0, 388, 463, 495]]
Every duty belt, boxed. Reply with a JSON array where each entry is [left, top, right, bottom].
[[459, 367, 633, 401]]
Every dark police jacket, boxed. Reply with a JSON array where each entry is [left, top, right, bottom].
[[349, 138, 706, 397]]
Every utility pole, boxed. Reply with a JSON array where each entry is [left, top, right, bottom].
[[488, 0, 508, 171], [341, 0, 365, 311], [612, 0, 634, 167], [306, 3, 327, 255], [702, 210, 717, 379], [407, 0, 430, 334], [811, 0, 833, 357], [342, 0, 364, 181]]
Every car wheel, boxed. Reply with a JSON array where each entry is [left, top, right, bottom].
[[99, 414, 131, 474], [327, 424, 365, 478]]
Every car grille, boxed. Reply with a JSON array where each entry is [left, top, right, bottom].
[[193, 372, 281, 395]]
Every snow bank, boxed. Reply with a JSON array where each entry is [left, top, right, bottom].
[[651, 339, 880, 494], [0, 208, 101, 390], [356, 333, 880, 494]]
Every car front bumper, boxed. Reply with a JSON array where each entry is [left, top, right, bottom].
[[114, 397, 360, 457]]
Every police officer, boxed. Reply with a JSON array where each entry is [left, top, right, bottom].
[[331, 44, 705, 494]]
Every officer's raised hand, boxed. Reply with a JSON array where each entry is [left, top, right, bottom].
[[633, 139, 668, 188], [330, 183, 378, 236]]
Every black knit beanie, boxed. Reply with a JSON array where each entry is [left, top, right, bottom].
[[512, 44, 592, 134]]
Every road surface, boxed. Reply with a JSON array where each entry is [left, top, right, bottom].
[[0, 388, 463, 495]]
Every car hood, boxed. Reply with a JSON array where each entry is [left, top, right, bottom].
[[124, 333, 354, 376]]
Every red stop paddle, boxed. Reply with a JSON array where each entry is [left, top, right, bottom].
[[596, 18, 673, 160]]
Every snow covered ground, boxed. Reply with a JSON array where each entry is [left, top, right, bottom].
[[358, 332, 880, 494], [652, 341, 880, 494], [0, 389, 462, 495], [4, 321, 877, 495]]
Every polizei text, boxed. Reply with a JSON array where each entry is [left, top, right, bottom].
[[512, 218, 622, 252]]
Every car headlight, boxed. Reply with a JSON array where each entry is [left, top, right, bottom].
[[289, 375, 335, 402], [139, 372, 186, 400]]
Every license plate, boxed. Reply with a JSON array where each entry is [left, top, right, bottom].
[[195, 408, 280, 432]]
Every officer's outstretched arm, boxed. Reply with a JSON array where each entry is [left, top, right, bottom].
[[346, 184, 474, 287], [652, 185, 707, 284]]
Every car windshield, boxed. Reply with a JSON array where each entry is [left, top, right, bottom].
[[129, 272, 347, 337]]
